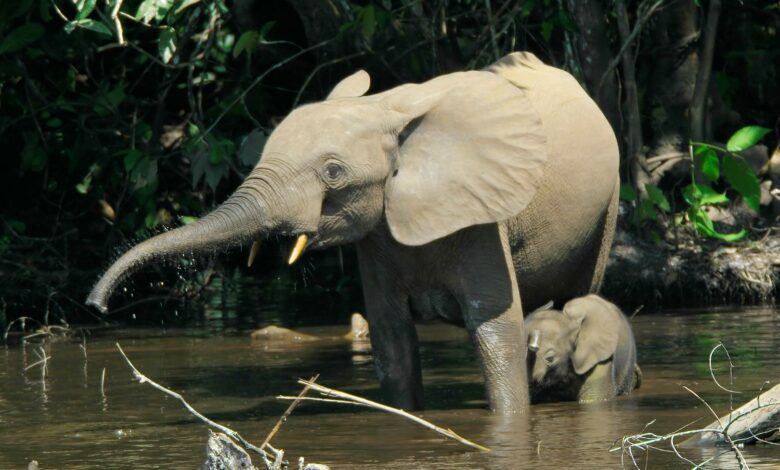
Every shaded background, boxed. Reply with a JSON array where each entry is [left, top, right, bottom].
[[0, 0, 778, 329]]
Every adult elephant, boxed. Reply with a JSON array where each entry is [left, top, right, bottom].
[[87, 52, 619, 415]]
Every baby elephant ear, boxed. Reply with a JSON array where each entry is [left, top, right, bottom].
[[326, 70, 371, 100], [383, 70, 548, 246], [564, 295, 620, 375]]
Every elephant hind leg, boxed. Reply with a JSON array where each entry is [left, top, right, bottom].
[[588, 175, 620, 293]]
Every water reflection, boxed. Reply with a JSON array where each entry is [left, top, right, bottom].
[[0, 310, 779, 468]]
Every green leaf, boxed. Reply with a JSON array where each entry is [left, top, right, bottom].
[[726, 126, 771, 152], [722, 153, 761, 212], [136, 0, 173, 23], [0, 23, 45, 55], [158, 27, 177, 63], [258, 21, 275, 39], [619, 183, 637, 201], [238, 130, 267, 166], [20, 136, 47, 173], [129, 157, 158, 190], [542, 21, 554, 42], [233, 31, 258, 58], [359, 5, 377, 41], [75, 0, 97, 20], [180, 215, 198, 225], [65, 19, 113, 36], [694, 146, 720, 181], [123, 149, 144, 172], [638, 198, 657, 221], [174, 0, 200, 15], [682, 184, 729, 206], [688, 206, 747, 241], [645, 184, 670, 212], [75, 174, 92, 194], [93, 83, 126, 115]]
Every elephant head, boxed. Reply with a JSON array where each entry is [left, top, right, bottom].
[[525, 295, 620, 386], [87, 62, 549, 312]]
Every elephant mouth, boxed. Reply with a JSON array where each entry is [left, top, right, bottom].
[[246, 232, 314, 267]]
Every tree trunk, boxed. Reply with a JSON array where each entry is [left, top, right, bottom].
[[565, 0, 621, 141]]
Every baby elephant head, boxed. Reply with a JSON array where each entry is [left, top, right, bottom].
[[525, 295, 621, 386]]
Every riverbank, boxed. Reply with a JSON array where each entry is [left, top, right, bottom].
[[603, 219, 780, 310]]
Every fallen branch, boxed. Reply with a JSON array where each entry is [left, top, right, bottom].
[[681, 383, 780, 447], [115, 343, 281, 462], [278, 378, 490, 452], [613, 344, 780, 469], [260, 374, 320, 450]]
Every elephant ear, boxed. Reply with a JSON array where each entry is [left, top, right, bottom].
[[383, 70, 548, 246], [326, 70, 371, 100], [564, 295, 620, 375]]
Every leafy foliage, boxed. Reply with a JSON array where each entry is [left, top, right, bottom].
[[0, 0, 777, 325], [684, 126, 770, 241]]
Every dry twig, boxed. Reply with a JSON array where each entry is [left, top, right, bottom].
[[278, 378, 490, 452], [115, 342, 281, 462]]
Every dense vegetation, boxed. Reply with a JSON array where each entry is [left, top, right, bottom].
[[1, 0, 778, 329]]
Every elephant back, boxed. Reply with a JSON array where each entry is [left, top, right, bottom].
[[487, 52, 620, 309]]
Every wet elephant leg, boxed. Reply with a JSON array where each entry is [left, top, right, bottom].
[[357, 244, 423, 410], [453, 223, 529, 414]]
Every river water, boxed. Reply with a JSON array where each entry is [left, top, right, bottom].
[[1, 308, 779, 469]]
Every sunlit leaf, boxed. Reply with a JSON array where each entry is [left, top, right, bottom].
[[136, 0, 173, 23], [726, 126, 771, 152], [174, 0, 200, 15], [722, 153, 760, 212], [158, 27, 177, 63], [682, 184, 729, 206], [75, 0, 97, 20], [645, 183, 670, 212], [180, 215, 198, 225], [98, 199, 116, 221], [65, 19, 113, 36], [688, 206, 747, 241], [0, 23, 44, 54], [694, 146, 719, 181]]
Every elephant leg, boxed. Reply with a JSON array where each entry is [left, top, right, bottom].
[[452, 223, 529, 414], [357, 244, 424, 410]]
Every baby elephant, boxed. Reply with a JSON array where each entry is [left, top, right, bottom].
[[525, 295, 641, 403]]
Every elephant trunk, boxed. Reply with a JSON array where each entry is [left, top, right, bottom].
[[86, 187, 269, 313]]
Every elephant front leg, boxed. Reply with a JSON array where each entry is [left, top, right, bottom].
[[357, 244, 424, 410], [454, 224, 530, 414]]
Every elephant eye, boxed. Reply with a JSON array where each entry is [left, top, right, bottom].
[[544, 352, 556, 365], [322, 162, 344, 182]]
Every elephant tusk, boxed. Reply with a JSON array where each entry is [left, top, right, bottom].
[[247, 240, 261, 267], [528, 329, 541, 352], [288, 234, 308, 265]]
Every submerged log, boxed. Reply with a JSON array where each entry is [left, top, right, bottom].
[[202, 431, 256, 470], [681, 383, 780, 447]]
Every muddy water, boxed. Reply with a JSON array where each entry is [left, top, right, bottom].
[[1, 309, 780, 469]]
